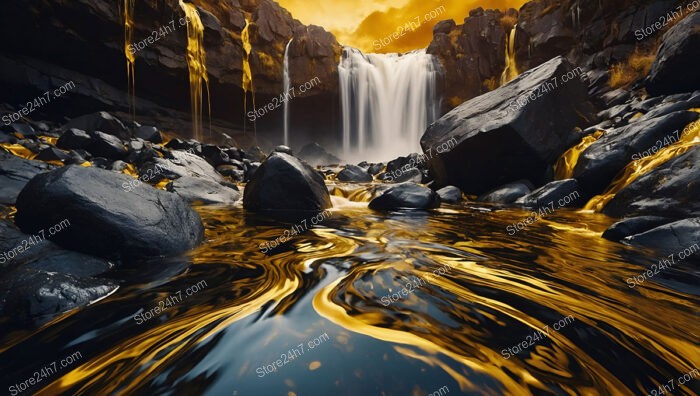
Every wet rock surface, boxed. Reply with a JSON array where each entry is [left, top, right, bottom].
[[369, 183, 441, 211], [167, 176, 241, 205], [0, 151, 55, 205]]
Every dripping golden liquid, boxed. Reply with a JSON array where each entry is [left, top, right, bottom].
[[242, 18, 256, 136], [554, 130, 604, 180], [122, 0, 136, 120], [584, 112, 700, 212], [179, 0, 211, 142], [500, 26, 519, 85]]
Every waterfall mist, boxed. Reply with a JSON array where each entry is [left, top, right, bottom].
[[339, 47, 441, 163]]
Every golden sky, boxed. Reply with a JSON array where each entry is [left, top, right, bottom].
[[277, 0, 526, 53]]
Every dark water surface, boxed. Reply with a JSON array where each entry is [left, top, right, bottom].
[[1, 186, 699, 395]]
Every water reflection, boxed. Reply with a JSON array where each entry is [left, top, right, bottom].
[[0, 195, 698, 395]]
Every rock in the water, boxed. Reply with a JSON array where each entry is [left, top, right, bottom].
[[421, 56, 595, 194], [87, 131, 127, 160], [243, 152, 332, 212], [602, 216, 673, 242], [515, 179, 582, 207], [337, 165, 373, 182], [0, 150, 55, 204], [297, 142, 341, 166], [0, 269, 117, 326], [626, 218, 700, 258], [63, 111, 130, 140], [437, 186, 462, 203], [603, 146, 700, 219], [56, 128, 92, 150], [15, 165, 204, 259], [574, 111, 698, 194], [646, 11, 700, 96], [478, 181, 533, 204], [274, 145, 293, 155], [369, 183, 441, 210], [167, 176, 241, 205], [386, 167, 423, 184]]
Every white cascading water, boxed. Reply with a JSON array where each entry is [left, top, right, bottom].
[[283, 38, 293, 146], [339, 47, 441, 162]]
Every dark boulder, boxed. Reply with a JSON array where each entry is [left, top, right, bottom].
[[0, 151, 55, 204], [337, 165, 373, 183], [602, 216, 673, 242], [151, 150, 225, 183], [478, 181, 533, 204], [515, 179, 582, 208], [369, 183, 441, 211], [436, 186, 462, 203], [367, 163, 384, 175], [217, 165, 246, 182], [87, 131, 128, 160], [63, 112, 130, 140], [201, 145, 231, 167], [133, 125, 162, 143], [274, 145, 293, 155], [574, 110, 698, 195], [386, 167, 423, 184], [56, 128, 92, 150], [167, 176, 241, 205], [626, 218, 700, 258], [34, 147, 72, 163], [603, 146, 700, 219], [646, 11, 700, 96], [15, 166, 204, 260], [243, 152, 332, 212], [421, 56, 595, 195]]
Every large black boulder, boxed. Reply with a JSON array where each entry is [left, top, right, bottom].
[[603, 146, 700, 219], [15, 166, 204, 260], [515, 179, 582, 208], [626, 218, 700, 259], [243, 152, 332, 212], [602, 216, 673, 242], [420, 56, 595, 194], [369, 183, 441, 211], [56, 128, 92, 150], [478, 181, 533, 204], [646, 11, 700, 96]]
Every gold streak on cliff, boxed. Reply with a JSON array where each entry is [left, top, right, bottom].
[[585, 112, 700, 212], [123, 0, 136, 119], [500, 26, 519, 85], [242, 17, 256, 136], [179, 0, 211, 142], [554, 131, 604, 180]]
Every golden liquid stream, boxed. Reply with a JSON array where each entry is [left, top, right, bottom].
[[585, 110, 700, 211], [122, 0, 136, 120], [500, 26, 519, 85], [554, 130, 604, 180], [179, 0, 211, 142], [242, 17, 256, 136]]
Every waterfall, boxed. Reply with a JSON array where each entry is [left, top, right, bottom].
[[122, 0, 136, 119], [242, 18, 256, 137], [338, 47, 440, 162], [501, 26, 519, 85], [283, 38, 293, 146]]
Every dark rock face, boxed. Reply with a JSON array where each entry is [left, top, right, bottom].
[[337, 165, 373, 183], [0, 269, 117, 326], [646, 11, 700, 96], [387, 168, 423, 184], [478, 181, 532, 204], [243, 152, 331, 212], [369, 183, 441, 211], [133, 125, 162, 143], [626, 218, 700, 258], [57, 128, 92, 150], [436, 186, 462, 203], [167, 176, 241, 205], [64, 112, 130, 140], [421, 56, 595, 194], [150, 150, 225, 183], [602, 216, 673, 242], [427, 8, 518, 109], [603, 146, 700, 219], [297, 143, 340, 166], [0, 151, 55, 204], [15, 166, 204, 260], [88, 131, 128, 160], [574, 111, 698, 195], [515, 179, 581, 207]]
